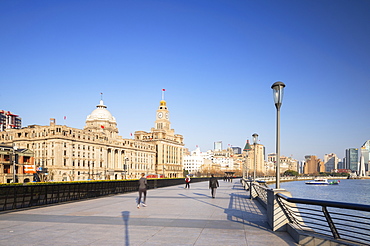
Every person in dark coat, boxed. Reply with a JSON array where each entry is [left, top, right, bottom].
[[137, 173, 147, 208], [209, 174, 219, 198]]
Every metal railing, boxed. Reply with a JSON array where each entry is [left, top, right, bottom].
[[0, 178, 210, 212], [276, 193, 370, 245]]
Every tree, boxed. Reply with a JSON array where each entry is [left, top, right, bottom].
[[284, 170, 298, 176]]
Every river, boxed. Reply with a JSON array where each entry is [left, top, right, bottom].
[[269, 178, 370, 205]]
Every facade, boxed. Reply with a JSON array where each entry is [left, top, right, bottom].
[[303, 155, 324, 174], [134, 99, 185, 178], [0, 144, 35, 183], [0, 99, 173, 182], [324, 153, 339, 172], [0, 110, 21, 131], [345, 148, 358, 172]]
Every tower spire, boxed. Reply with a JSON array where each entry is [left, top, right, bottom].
[[162, 88, 166, 100]]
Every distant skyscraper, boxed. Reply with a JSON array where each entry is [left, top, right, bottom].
[[214, 141, 222, 151], [0, 110, 21, 131], [361, 140, 370, 171], [345, 148, 358, 172], [231, 147, 241, 155], [303, 155, 324, 174], [324, 153, 338, 172]]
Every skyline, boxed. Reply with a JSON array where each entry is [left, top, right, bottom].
[[1, 0, 370, 161]]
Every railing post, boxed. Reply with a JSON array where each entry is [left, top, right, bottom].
[[267, 189, 292, 231], [322, 206, 340, 239], [250, 182, 258, 199]]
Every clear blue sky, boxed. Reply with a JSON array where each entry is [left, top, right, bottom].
[[1, 0, 369, 161]]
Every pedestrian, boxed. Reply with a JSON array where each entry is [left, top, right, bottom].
[[137, 173, 147, 208], [185, 175, 191, 189], [209, 174, 219, 198]]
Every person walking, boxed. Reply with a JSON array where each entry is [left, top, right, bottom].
[[137, 173, 147, 208], [184, 175, 191, 189], [209, 174, 219, 198]]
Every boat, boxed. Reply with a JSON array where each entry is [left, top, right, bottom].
[[305, 178, 340, 185], [328, 180, 340, 185]]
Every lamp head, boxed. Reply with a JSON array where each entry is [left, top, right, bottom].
[[271, 81, 285, 109], [252, 133, 258, 144]]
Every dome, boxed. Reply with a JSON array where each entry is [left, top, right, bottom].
[[86, 100, 116, 122]]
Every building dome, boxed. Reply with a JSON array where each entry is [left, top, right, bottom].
[[86, 100, 116, 123]]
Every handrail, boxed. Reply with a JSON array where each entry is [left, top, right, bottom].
[[277, 193, 370, 212], [276, 192, 370, 245]]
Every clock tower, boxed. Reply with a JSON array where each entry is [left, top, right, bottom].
[[155, 100, 171, 131], [134, 90, 185, 178]]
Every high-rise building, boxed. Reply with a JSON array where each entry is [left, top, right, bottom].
[[324, 153, 339, 172], [0, 110, 21, 131], [361, 140, 370, 171], [303, 155, 324, 174], [214, 141, 222, 151], [345, 148, 358, 172]]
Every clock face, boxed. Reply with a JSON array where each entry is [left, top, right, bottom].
[[158, 112, 163, 119], [165, 113, 169, 119]]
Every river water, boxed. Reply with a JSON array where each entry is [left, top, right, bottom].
[[270, 178, 370, 205]]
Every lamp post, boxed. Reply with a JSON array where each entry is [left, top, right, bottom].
[[12, 144, 18, 183], [124, 158, 129, 179], [271, 81, 285, 189], [252, 133, 258, 181]]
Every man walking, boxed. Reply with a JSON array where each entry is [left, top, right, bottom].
[[137, 173, 147, 208], [209, 174, 219, 198]]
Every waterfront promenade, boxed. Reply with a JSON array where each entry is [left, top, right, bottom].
[[0, 180, 298, 246]]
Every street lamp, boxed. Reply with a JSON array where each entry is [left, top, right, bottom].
[[12, 144, 18, 183], [252, 133, 258, 181], [124, 158, 129, 179], [271, 81, 285, 189]]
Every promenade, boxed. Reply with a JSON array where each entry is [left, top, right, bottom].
[[0, 180, 298, 246]]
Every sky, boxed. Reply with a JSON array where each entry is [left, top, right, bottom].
[[1, 0, 370, 161]]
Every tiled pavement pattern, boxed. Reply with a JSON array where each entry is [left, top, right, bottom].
[[0, 180, 298, 246]]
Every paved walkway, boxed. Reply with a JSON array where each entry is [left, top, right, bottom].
[[0, 180, 298, 246]]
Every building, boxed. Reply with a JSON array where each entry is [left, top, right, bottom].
[[1, 98, 180, 182], [303, 155, 324, 174], [214, 141, 222, 151], [0, 110, 21, 131], [345, 148, 358, 172], [267, 153, 299, 174], [212, 147, 236, 171], [324, 153, 339, 172], [134, 98, 185, 178], [231, 147, 241, 155], [0, 144, 35, 183], [243, 141, 265, 177], [361, 140, 370, 171], [183, 147, 212, 175]]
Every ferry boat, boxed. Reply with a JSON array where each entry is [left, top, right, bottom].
[[305, 178, 340, 185]]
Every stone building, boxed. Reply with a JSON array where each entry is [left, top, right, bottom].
[[134, 99, 185, 178], [0, 98, 179, 182]]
